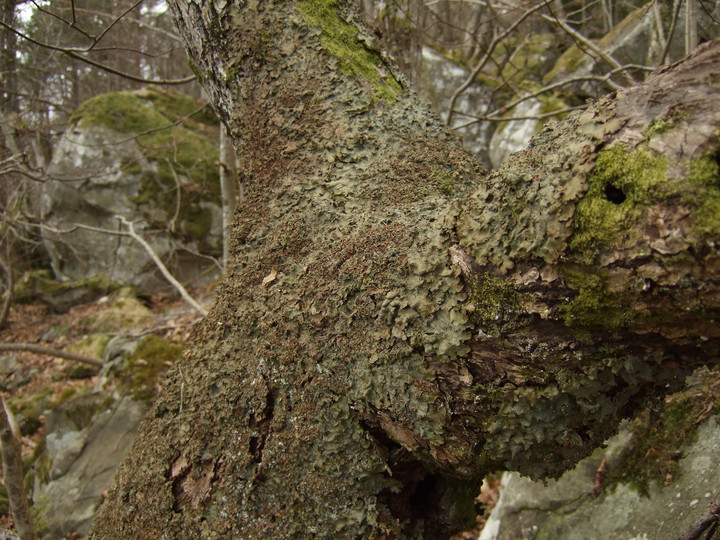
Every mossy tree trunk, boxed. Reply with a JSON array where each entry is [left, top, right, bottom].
[[91, 2, 720, 537]]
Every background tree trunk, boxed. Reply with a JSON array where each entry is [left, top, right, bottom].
[[91, 1, 720, 537]]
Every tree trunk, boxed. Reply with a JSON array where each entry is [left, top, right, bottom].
[[0, 0, 18, 113], [91, 1, 720, 537]]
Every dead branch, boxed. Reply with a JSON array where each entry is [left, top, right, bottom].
[[117, 216, 208, 317], [0, 343, 103, 367], [678, 497, 720, 540]]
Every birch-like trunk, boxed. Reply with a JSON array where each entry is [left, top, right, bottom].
[[91, 2, 720, 537]]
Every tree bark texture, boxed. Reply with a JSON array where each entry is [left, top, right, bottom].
[[92, 1, 720, 537]]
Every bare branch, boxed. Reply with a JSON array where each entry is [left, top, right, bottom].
[[452, 105, 585, 129], [445, 0, 548, 126], [540, 0, 635, 87], [89, 0, 145, 52], [0, 343, 103, 367], [0, 21, 195, 85], [678, 496, 720, 540], [116, 216, 208, 317]]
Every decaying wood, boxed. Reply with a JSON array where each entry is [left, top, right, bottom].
[[92, 1, 720, 537]]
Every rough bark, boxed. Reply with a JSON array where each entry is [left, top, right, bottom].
[[92, 1, 720, 538], [0, 397, 37, 540]]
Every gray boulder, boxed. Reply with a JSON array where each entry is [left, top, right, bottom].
[[41, 87, 223, 291], [480, 414, 720, 539], [31, 394, 147, 539]]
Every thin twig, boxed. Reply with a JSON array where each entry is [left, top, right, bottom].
[[0, 21, 195, 85], [445, 0, 548, 126]]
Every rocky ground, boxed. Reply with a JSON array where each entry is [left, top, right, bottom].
[[0, 283, 214, 538]]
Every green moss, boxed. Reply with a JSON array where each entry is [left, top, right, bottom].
[[71, 89, 221, 250], [120, 335, 183, 401], [13, 271, 118, 305], [141, 86, 218, 132], [70, 92, 167, 133], [8, 387, 53, 436], [570, 144, 667, 258], [296, 0, 402, 102], [605, 367, 720, 495], [560, 267, 628, 330], [687, 154, 720, 237], [467, 273, 520, 334], [429, 169, 456, 195], [67, 335, 109, 364], [643, 108, 688, 140]]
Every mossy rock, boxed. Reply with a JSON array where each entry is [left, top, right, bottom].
[[8, 387, 54, 437], [605, 367, 720, 494], [67, 86, 222, 253], [118, 335, 183, 401], [86, 288, 154, 333], [13, 270, 118, 311]]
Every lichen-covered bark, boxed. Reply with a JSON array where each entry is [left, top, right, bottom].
[[91, 1, 720, 537]]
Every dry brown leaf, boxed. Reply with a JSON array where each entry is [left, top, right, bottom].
[[262, 269, 278, 287]]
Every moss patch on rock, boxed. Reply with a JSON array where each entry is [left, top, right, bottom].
[[8, 387, 53, 436], [70, 87, 222, 252], [13, 270, 118, 308], [85, 287, 154, 333], [605, 367, 720, 495]]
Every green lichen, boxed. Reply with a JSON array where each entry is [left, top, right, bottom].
[[570, 144, 667, 258], [296, 0, 402, 102], [120, 335, 182, 401]]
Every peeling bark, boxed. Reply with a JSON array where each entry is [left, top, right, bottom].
[[91, 1, 720, 538]]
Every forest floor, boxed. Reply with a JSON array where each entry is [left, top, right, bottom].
[[0, 285, 209, 537]]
